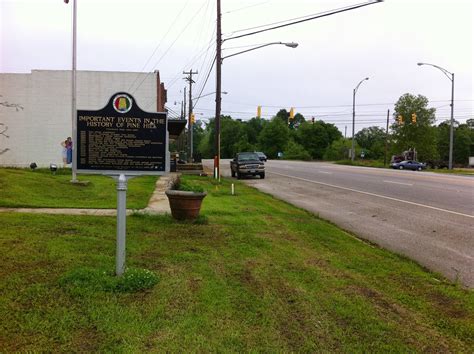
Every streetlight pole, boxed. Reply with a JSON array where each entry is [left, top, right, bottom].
[[64, 0, 78, 182], [215, 0, 222, 179], [417, 62, 455, 169], [351, 77, 369, 162]]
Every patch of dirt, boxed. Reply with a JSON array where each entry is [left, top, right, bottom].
[[428, 291, 469, 319], [187, 277, 203, 293], [343, 285, 455, 351]]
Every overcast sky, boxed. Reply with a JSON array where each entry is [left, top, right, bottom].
[[1, 0, 472, 133]]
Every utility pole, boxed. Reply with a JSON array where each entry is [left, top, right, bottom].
[[344, 126, 347, 139], [215, 0, 222, 179], [449, 73, 455, 170], [384, 109, 389, 167], [182, 87, 187, 157], [183, 71, 197, 162]]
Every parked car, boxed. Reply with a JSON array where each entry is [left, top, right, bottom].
[[254, 151, 267, 162], [230, 152, 265, 179], [390, 160, 426, 171]]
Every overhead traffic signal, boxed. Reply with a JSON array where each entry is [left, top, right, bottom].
[[311, 116, 315, 124], [397, 115, 404, 125], [411, 113, 417, 123], [191, 113, 195, 124], [257, 106, 262, 118], [289, 107, 294, 120]]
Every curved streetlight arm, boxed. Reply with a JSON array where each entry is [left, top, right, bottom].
[[222, 42, 298, 61], [192, 91, 227, 101], [417, 62, 455, 170], [354, 77, 369, 94], [418, 62, 453, 81], [351, 77, 369, 162]]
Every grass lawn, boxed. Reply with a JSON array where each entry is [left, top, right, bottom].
[[0, 175, 473, 351], [0, 168, 157, 209], [427, 168, 474, 176]]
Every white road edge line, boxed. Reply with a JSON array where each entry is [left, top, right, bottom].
[[270, 171, 474, 219], [383, 180, 413, 186], [318, 171, 333, 174]]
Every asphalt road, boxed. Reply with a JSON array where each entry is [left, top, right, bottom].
[[203, 159, 474, 287]]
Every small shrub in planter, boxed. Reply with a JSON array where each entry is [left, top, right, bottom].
[[165, 177, 207, 220]]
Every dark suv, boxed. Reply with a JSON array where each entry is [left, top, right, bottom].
[[230, 152, 265, 179]]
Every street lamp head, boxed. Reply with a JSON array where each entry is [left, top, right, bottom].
[[284, 42, 298, 48], [365, 77, 369, 81], [417, 62, 424, 66]]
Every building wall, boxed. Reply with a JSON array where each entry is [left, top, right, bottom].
[[0, 70, 158, 167]]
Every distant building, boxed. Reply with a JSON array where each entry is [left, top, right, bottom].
[[0, 69, 183, 167]]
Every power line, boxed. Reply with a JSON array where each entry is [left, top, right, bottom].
[[223, 0, 382, 42], [132, 0, 209, 95], [223, 1, 270, 15], [127, 0, 192, 93], [193, 56, 217, 109]]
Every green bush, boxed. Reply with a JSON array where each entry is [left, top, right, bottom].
[[175, 178, 205, 193], [283, 140, 311, 161]]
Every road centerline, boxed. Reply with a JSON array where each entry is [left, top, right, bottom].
[[269, 171, 473, 219]]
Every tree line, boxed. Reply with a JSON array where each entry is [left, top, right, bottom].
[[184, 93, 473, 166]]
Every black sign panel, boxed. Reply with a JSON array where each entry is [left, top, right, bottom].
[[76, 92, 167, 174]]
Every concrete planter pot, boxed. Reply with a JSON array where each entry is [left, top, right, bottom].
[[165, 190, 207, 220]]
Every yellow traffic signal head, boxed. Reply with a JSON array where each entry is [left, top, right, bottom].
[[289, 107, 294, 119], [411, 113, 417, 123]]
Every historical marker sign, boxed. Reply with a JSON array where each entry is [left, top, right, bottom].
[[76, 92, 168, 175]]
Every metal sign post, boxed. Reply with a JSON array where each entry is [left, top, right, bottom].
[[114, 174, 128, 276], [76, 92, 169, 276]]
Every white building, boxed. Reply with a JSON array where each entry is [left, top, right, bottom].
[[0, 70, 168, 167]]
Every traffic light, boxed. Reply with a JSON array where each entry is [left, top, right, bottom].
[[191, 113, 195, 124], [311, 116, 315, 124], [289, 107, 294, 120], [411, 113, 417, 123], [257, 106, 262, 118], [397, 115, 404, 125]]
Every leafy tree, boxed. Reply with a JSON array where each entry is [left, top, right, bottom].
[[197, 132, 213, 159], [220, 116, 243, 158], [355, 126, 386, 159], [466, 119, 474, 129], [295, 121, 327, 159], [258, 117, 289, 158], [292, 113, 305, 129], [197, 115, 244, 158], [242, 117, 267, 146], [319, 121, 343, 144], [437, 120, 472, 165], [192, 120, 205, 161], [276, 109, 289, 125], [284, 140, 311, 160], [392, 93, 438, 161], [324, 138, 357, 161]]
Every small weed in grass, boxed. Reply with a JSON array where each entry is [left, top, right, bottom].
[[59, 267, 159, 294]]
